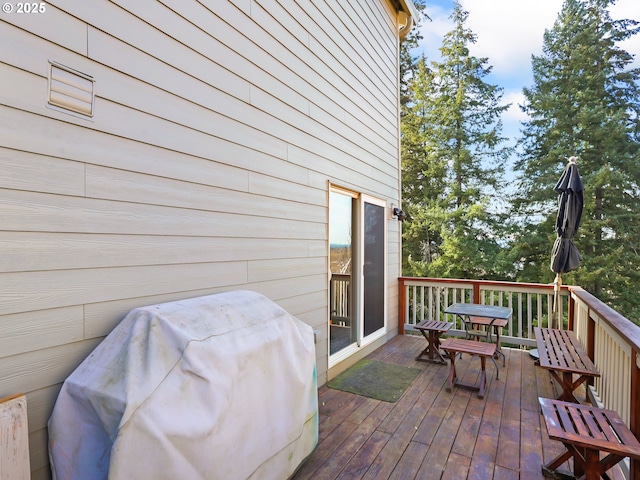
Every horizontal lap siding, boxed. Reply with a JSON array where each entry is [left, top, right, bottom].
[[0, 0, 401, 476]]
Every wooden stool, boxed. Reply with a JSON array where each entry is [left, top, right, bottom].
[[539, 397, 640, 480], [440, 338, 497, 398], [414, 320, 452, 364]]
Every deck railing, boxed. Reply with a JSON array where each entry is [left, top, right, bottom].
[[329, 273, 351, 325], [399, 277, 570, 347], [398, 277, 640, 479]]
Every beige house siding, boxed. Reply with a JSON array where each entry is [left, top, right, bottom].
[[0, 0, 409, 477]]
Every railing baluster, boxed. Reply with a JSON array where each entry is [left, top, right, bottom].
[[517, 292, 523, 340], [507, 292, 513, 337], [429, 286, 438, 320], [527, 293, 533, 338], [411, 285, 416, 326]]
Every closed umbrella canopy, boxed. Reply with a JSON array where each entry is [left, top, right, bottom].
[[549, 157, 584, 329], [551, 157, 584, 274]]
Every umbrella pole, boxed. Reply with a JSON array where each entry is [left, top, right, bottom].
[[552, 273, 562, 329]]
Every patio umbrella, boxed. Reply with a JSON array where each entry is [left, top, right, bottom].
[[549, 156, 584, 328]]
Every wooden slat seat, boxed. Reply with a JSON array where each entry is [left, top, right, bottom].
[[414, 320, 452, 364], [539, 397, 640, 479], [535, 327, 600, 403], [440, 337, 497, 398]]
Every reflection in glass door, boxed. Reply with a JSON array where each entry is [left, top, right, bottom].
[[329, 190, 356, 355]]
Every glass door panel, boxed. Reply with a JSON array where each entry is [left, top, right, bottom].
[[329, 190, 356, 355], [363, 199, 385, 337]]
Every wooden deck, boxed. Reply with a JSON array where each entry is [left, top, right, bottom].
[[293, 334, 626, 480]]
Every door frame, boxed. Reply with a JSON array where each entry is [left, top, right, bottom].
[[328, 186, 387, 366]]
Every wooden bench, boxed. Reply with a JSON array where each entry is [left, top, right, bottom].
[[414, 319, 452, 364], [439, 338, 497, 399], [539, 397, 640, 480], [535, 327, 600, 403]]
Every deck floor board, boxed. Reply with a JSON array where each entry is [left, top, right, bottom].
[[293, 334, 626, 480]]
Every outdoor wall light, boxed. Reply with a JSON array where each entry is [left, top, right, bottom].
[[393, 207, 407, 222], [397, 11, 410, 33]]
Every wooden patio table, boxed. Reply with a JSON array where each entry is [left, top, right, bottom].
[[535, 327, 600, 403], [439, 337, 496, 399], [539, 397, 640, 480], [444, 303, 512, 367], [414, 319, 453, 364]]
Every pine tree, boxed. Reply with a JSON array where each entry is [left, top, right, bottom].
[[400, 0, 442, 274], [399, 0, 427, 112], [512, 0, 640, 322], [401, 1, 511, 279]]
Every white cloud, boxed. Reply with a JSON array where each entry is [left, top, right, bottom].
[[502, 90, 528, 123], [418, 0, 640, 80], [416, 0, 640, 138], [460, 0, 562, 78], [611, 0, 640, 69], [417, 4, 453, 62]]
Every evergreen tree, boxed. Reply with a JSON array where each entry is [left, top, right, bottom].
[[400, 0, 440, 274], [402, 56, 448, 274], [512, 0, 640, 322], [401, 1, 511, 279], [399, 0, 427, 112]]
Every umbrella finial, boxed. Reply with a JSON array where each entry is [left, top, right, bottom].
[[568, 156, 578, 164]]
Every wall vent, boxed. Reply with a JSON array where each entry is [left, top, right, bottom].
[[48, 62, 94, 117]]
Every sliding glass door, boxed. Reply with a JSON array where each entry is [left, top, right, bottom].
[[362, 198, 385, 337], [329, 189, 386, 359]]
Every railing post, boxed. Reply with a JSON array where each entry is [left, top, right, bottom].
[[472, 282, 480, 304], [631, 348, 640, 480], [586, 310, 596, 388], [568, 294, 575, 331], [398, 277, 406, 335]]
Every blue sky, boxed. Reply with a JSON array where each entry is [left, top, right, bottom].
[[414, 0, 640, 173]]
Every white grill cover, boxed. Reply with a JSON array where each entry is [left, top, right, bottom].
[[49, 290, 318, 480]]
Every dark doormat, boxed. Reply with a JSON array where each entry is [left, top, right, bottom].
[[327, 359, 421, 402]]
